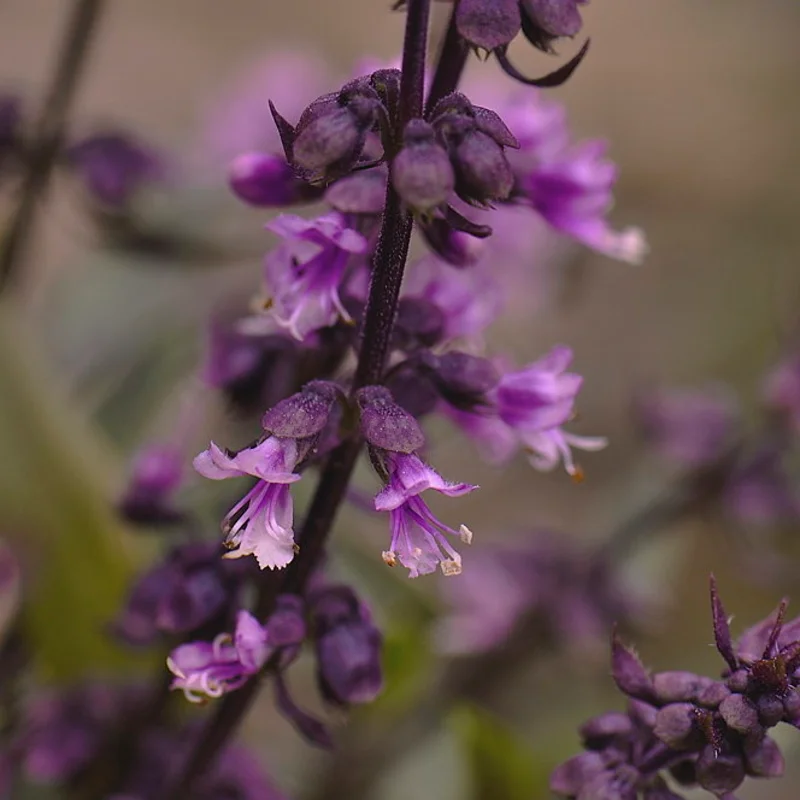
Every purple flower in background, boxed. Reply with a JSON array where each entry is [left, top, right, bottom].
[[118, 442, 184, 525], [65, 132, 164, 209], [637, 385, 740, 469], [310, 585, 383, 705], [520, 140, 647, 264], [254, 212, 369, 341], [374, 453, 476, 577], [495, 345, 607, 476], [167, 610, 269, 702], [113, 541, 246, 646], [18, 684, 139, 784], [723, 447, 800, 528], [437, 533, 637, 655], [229, 151, 321, 207], [194, 437, 301, 569]]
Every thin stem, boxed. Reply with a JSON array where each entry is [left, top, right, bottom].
[[0, 0, 105, 293], [399, 0, 432, 124], [426, 6, 468, 114]]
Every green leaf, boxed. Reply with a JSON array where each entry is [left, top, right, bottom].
[[450, 705, 541, 800], [0, 305, 153, 681]]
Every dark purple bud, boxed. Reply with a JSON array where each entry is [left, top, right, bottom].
[[579, 712, 632, 748], [421, 351, 499, 410], [113, 541, 232, 645], [395, 297, 446, 349], [744, 734, 784, 778], [696, 745, 745, 794], [451, 127, 514, 206], [550, 752, 607, 796], [325, 169, 387, 214], [274, 673, 333, 749], [755, 695, 785, 728], [782, 691, 800, 724], [392, 119, 454, 213], [65, 132, 163, 209], [316, 618, 383, 706], [696, 681, 731, 709], [118, 443, 184, 526], [262, 381, 341, 439], [726, 669, 749, 693], [356, 385, 426, 453], [719, 694, 760, 735], [385, 368, 440, 419], [472, 105, 520, 149], [710, 576, 738, 671], [628, 699, 657, 729], [520, 0, 585, 52], [419, 217, 483, 266], [291, 84, 382, 181], [611, 630, 654, 701], [456, 0, 521, 52], [578, 768, 638, 800], [229, 151, 320, 207], [653, 704, 699, 750], [652, 671, 713, 704], [267, 595, 306, 648]]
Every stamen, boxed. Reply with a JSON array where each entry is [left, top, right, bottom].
[[459, 524, 473, 544], [382, 550, 397, 567]]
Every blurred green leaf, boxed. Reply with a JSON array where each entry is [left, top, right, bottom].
[[0, 305, 152, 681], [451, 705, 542, 800]]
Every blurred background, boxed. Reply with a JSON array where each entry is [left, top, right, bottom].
[[2, 0, 800, 798]]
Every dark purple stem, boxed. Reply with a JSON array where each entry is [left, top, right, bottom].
[[158, 3, 430, 797], [426, 6, 469, 114], [0, 0, 105, 293]]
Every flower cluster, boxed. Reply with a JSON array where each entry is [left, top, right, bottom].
[[551, 577, 800, 799]]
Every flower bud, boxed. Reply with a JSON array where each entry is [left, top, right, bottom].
[[696, 745, 745, 794], [652, 671, 713, 704], [118, 443, 184, 526], [744, 734, 785, 778], [310, 586, 383, 706], [450, 127, 514, 206], [456, 0, 521, 52], [262, 381, 341, 439], [611, 631, 654, 701], [356, 385, 426, 454], [229, 151, 320, 207], [325, 169, 387, 214], [653, 703, 698, 750], [519, 0, 586, 53], [421, 351, 499, 410], [391, 119, 454, 213]]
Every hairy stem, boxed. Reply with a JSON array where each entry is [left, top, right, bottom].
[[426, 6, 468, 114], [0, 0, 105, 293], [399, 0, 431, 125]]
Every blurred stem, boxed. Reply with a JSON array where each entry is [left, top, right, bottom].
[[304, 458, 736, 800], [0, 0, 105, 294]]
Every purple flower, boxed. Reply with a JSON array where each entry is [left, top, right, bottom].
[[65, 132, 164, 209], [193, 437, 301, 569], [495, 345, 607, 476], [229, 151, 321, 207], [167, 610, 269, 702], [374, 453, 476, 577], [118, 442, 184, 525], [637, 386, 740, 469], [252, 212, 369, 341], [520, 140, 647, 264]]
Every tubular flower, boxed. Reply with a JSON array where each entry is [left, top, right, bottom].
[[193, 437, 302, 570], [495, 345, 607, 476], [259, 212, 368, 341], [373, 453, 476, 578], [167, 610, 270, 702]]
